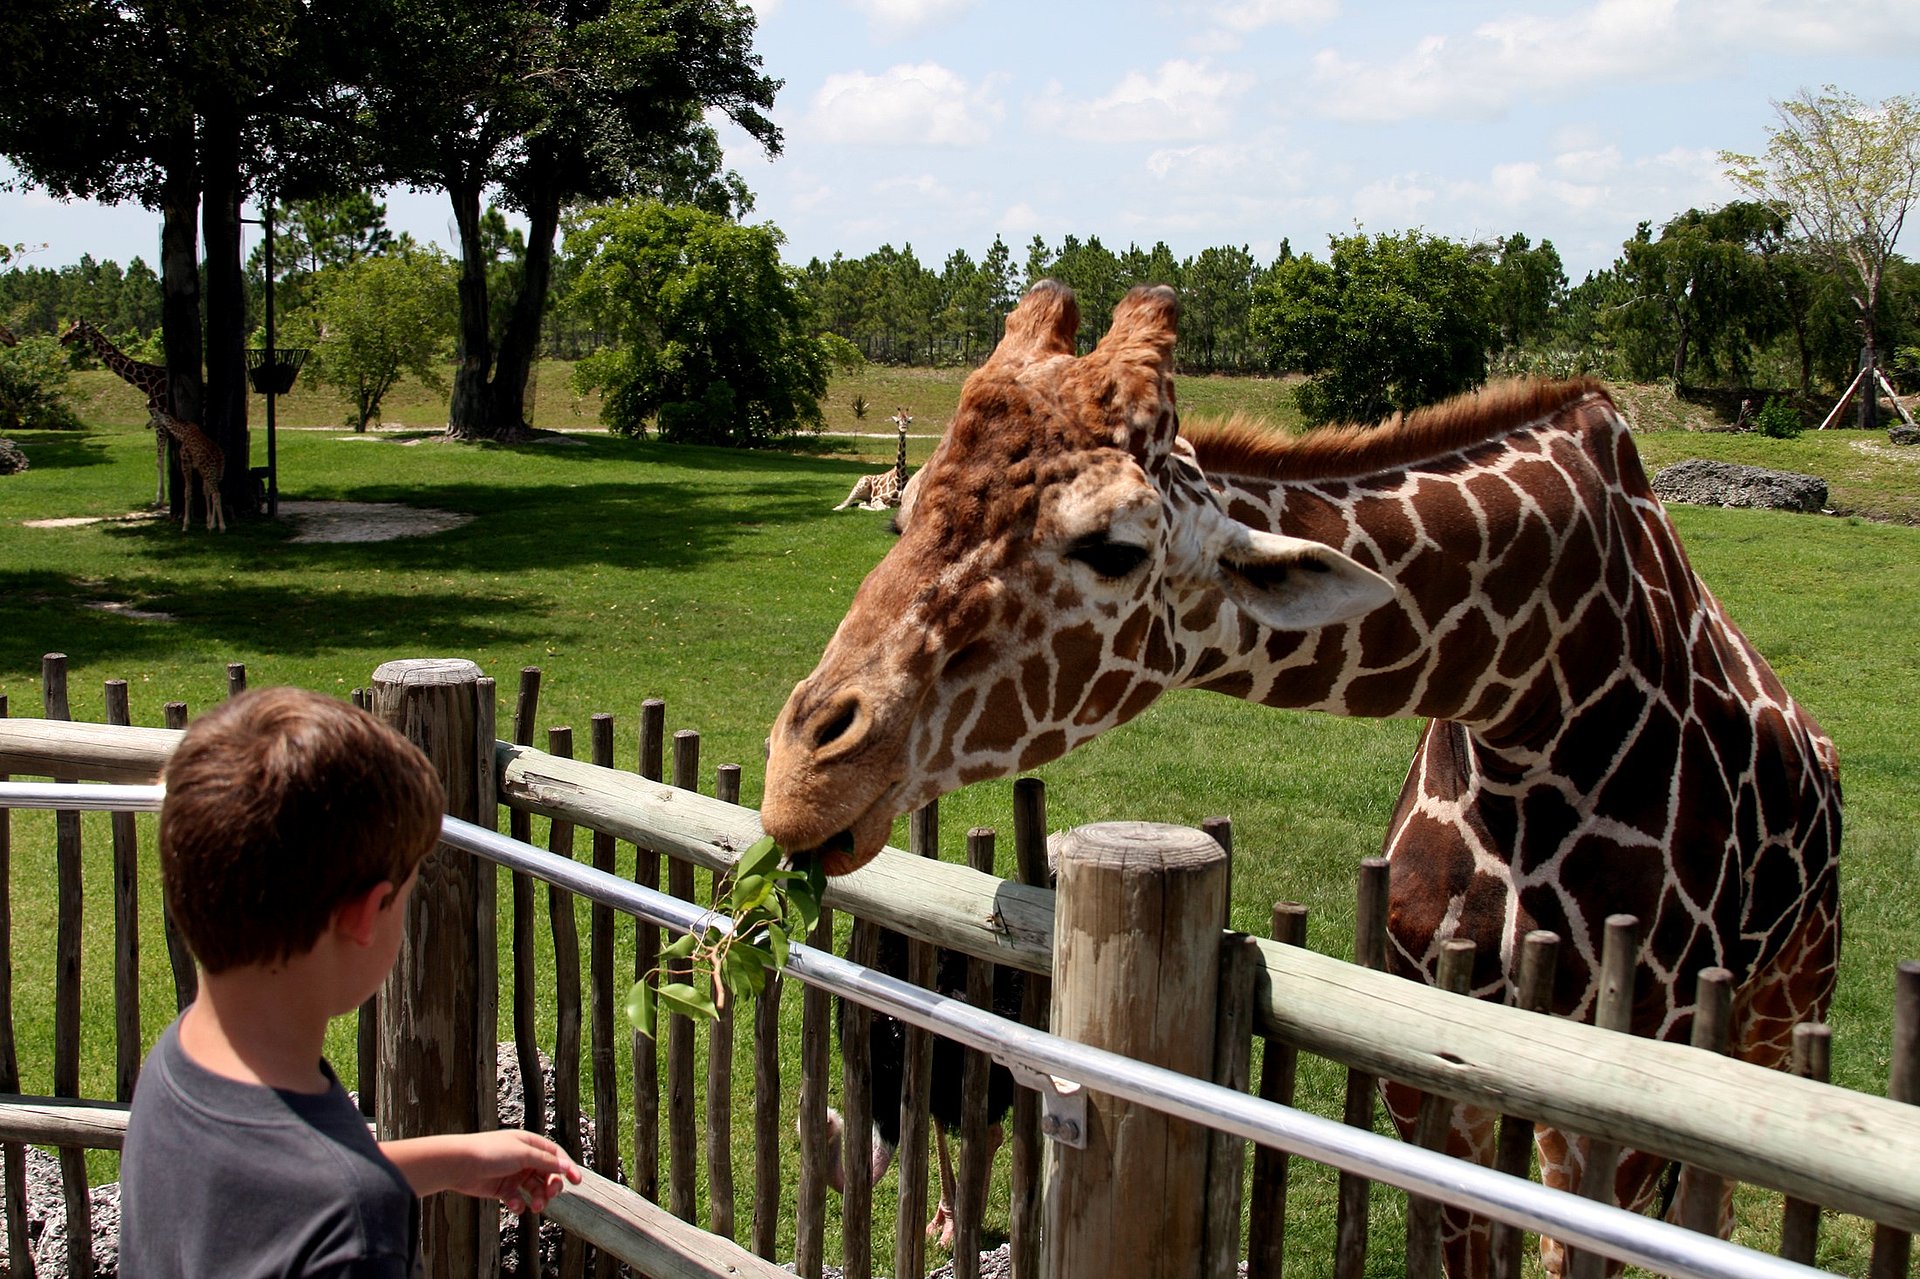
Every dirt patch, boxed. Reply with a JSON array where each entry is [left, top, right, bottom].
[[281, 499, 474, 543], [23, 510, 165, 529], [82, 599, 176, 622]]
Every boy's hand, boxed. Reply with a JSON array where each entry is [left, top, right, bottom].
[[382, 1130, 583, 1214], [450, 1130, 583, 1214]]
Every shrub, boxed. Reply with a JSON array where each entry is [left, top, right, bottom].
[[1755, 396, 1802, 439], [0, 335, 82, 430]]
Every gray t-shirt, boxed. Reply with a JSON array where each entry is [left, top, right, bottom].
[[120, 1020, 419, 1278]]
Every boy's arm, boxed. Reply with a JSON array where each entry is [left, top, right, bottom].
[[381, 1130, 582, 1214]]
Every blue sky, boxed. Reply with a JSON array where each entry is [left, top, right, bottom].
[[4, 0, 1916, 281]]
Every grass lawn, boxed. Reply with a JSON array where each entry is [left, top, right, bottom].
[[2, 366, 1916, 1275]]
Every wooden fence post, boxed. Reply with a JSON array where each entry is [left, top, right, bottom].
[[371, 658, 497, 1279], [1046, 821, 1228, 1279]]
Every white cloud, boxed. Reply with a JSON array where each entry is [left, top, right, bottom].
[[1027, 60, 1254, 143], [846, 0, 980, 38], [1349, 175, 1437, 229], [802, 64, 1004, 147], [1305, 0, 1920, 124]]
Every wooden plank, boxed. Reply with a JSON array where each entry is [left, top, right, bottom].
[[795, 905, 834, 1279], [0, 717, 180, 780], [954, 827, 999, 1279], [1335, 857, 1389, 1279], [751, 963, 785, 1261], [632, 697, 665, 1206], [1204, 934, 1258, 1279], [1247, 902, 1308, 1279], [1407, 939, 1476, 1279], [506, 669, 546, 1279], [160, 702, 196, 1014], [1779, 1023, 1831, 1265], [1676, 968, 1735, 1236], [706, 764, 738, 1243], [588, 714, 621, 1279], [1491, 930, 1559, 1279], [1568, 915, 1640, 1279], [103, 681, 141, 1103], [44, 655, 92, 1279], [667, 730, 700, 1225], [1870, 962, 1918, 1279], [543, 1164, 794, 1279], [0, 1097, 132, 1148], [547, 726, 588, 1279], [894, 803, 938, 1279], [0, 694, 31, 1279], [1008, 777, 1049, 1279], [841, 918, 876, 1279]]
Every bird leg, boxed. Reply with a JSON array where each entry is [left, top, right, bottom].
[[928, 1126, 959, 1249]]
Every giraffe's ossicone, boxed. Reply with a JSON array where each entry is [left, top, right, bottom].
[[764, 281, 1841, 1276]]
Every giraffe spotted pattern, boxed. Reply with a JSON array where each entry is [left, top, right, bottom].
[[762, 282, 1840, 1278]]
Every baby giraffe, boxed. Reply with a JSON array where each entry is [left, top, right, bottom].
[[833, 408, 914, 510]]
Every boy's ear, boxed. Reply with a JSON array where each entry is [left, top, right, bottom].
[[333, 881, 396, 948]]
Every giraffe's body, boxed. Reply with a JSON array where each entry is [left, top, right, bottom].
[[834, 409, 914, 510], [151, 408, 225, 531], [762, 283, 1840, 1277], [60, 319, 172, 507]]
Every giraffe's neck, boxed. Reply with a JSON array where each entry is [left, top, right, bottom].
[[1169, 405, 1726, 751], [894, 425, 908, 486], [79, 323, 164, 399]]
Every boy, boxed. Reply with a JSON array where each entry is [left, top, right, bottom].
[[121, 686, 580, 1277]]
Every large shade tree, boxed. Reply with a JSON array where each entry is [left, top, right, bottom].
[[361, 0, 780, 441], [1722, 86, 1920, 425], [1, 0, 373, 516]]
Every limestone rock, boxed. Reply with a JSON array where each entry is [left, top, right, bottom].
[[1650, 459, 1827, 513]]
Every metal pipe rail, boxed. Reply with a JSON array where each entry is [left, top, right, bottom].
[[0, 781, 1831, 1279]]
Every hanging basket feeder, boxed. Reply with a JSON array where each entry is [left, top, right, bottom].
[[248, 347, 309, 395]]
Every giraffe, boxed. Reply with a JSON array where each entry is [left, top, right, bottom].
[[833, 408, 914, 510], [0, 323, 18, 347], [150, 407, 225, 532], [761, 282, 1841, 1277], [60, 318, 171, 507]]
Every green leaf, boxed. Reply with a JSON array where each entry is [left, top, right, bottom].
[[656, 981, 718, 1023], [766, 924, 789, 968], [625, 979, 657, 1039], [730, 873, 772, 914], [661, 933, 698, 960], [735, 834, 783, 882]]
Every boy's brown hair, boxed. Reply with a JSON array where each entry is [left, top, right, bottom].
[[160, 687, 445, 974]]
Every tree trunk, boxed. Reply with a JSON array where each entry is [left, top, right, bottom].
[[199, 101, 250, 517], [1670, 324, 1690, 385], [158, 142, 202, 520], [485, 178, 559, 437], [446, 179, 496, 439]]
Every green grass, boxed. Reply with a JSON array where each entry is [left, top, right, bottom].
[[2, 371, 1917, 1275]]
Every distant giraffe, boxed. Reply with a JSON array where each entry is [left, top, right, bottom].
[[59, 319, 173, 506], [152, 408, 225, 532], [0, 323, 18, 347], [834, 408, 914, 510]]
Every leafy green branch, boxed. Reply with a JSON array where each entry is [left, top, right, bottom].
[[624, 835, 825, 1039]]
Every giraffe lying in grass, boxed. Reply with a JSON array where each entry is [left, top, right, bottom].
[[763, 282, 1840, 1278], [834, 408, 914, 510]]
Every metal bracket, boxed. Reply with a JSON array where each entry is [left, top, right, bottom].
[[1003, 1061, 1088, 1149]]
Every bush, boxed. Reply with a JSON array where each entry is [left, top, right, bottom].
[[1755, 396, 1802, 439], [0, 336, 82, 430]]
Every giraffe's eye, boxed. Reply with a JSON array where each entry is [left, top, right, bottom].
[[1065, 534, 1150, 580]]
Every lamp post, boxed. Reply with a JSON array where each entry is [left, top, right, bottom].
[[244, 197, 307, 517]]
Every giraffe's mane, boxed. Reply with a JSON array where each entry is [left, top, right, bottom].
[[1183, 378, 1609, 481]]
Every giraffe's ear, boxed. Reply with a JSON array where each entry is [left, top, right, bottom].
[[1217, 527, 1395, 631], [1097, 285, 1179, 374], [986, 280, 1079, 370]]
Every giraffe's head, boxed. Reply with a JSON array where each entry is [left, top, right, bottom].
[[57, 319, 89, 346], [762, 282, 1392, 874]]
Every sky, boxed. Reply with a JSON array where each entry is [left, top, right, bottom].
[[3, 0, 1916, 282]]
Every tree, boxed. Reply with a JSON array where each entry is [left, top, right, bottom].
[[288, 247, 458, 431], [1607, 203, 1787, 385], [1487, 233, 1567, 354], [1253, 229, 1496, 424], [361, 0, 781, 442], [565, 200, 850, 445], [252, 192, 396, 314], [1723, 86, 1920, 425]]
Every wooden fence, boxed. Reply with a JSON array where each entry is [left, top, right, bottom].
[[0, 652, 1917, 1279]]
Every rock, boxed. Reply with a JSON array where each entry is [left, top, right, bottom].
[[1889, 424, 1920, 446], [0, 439, 27, 476], [1650, 459, 1827, 514]]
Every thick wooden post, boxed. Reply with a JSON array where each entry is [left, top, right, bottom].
[[371, 658, 497, 1279], [1046, 821, 1229, 1279]]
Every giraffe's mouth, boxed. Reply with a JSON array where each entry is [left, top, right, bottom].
[[772, 793, 902, 878]]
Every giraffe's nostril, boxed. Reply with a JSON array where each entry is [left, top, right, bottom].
[[811, 696, 860, 751]]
